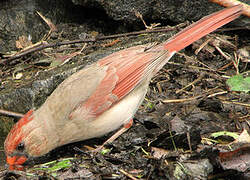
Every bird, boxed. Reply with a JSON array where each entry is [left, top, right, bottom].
[[4, 5, 242, 169]]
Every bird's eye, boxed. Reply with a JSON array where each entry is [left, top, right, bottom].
[[17, 143, 25, 151]]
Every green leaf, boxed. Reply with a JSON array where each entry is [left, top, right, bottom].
[[47, 159, 72, 172], [101, 148, 111, 155], [32, 158, 73, 173], [226, 74, 250, 93], [211, 131, 239, 140]]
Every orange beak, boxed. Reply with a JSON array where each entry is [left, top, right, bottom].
[[6, 155, 27, 166]]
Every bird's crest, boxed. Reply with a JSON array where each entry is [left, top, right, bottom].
[[4, 110, 34, 154]]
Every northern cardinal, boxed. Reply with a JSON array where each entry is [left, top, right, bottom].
[[4, 5, 242, 168]]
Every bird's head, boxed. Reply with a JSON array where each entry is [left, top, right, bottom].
[[4, 110, 49, 169]]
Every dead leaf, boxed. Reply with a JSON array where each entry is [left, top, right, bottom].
[[237, 46, 250, 63], [102, 39, 120, 47], [218, 129, 250, 172], [151, 147, 179, 159], [235, 129, 250, 143], [90, 31, 99, 38], [16, 35, 33, 49], [219, 145, 250, 172]]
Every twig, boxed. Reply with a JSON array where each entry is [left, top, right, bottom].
[[134, 9, 161, 29], [215, 45, 231, 60], [0, 170, 7, 179], [210, 0, 250, 17], [167, 61, 225, 74], [217, 61, 233, 71], [207, 91, 228, 98], [4, 170, 36, 178], [195, 37, 213, 55], [177, 52, 223, 73], [187, 132, 192, 152], [216, 27, 250, 32], [37, 11, 57, 32], [0, 109, 24, 118], [176, 73, 205, 94], [119, 169, 139, 180], [163, 87, 226, 104], [36, 11, 57, 41], [162, 96, 202, 103], [220, 100, 250, 107], [1, 24, 187, 64]]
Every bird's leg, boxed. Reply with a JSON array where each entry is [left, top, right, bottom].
[[94, 119, 133, 152]]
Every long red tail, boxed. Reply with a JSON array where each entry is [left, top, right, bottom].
[[164, 5, 242, 53]]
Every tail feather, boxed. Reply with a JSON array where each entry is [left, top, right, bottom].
[[164, 5, 242, 52]]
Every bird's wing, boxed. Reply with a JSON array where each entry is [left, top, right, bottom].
[[70, 44, 166, 118]]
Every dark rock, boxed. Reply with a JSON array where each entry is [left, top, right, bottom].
[[72, 0, 250, 26], [0, 0, 72, 51]]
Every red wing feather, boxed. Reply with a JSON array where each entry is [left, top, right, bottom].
[[82, 65, 119, 115], [99, 46, 159, 98], [81, 45, 161, 116]]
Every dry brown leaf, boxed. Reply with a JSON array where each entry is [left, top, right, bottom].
[[16, 35, 33, 49], [151, 147, 179, 159], [218, 130, 250, 172]]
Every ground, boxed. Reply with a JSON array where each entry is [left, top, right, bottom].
[[0, 19, 249, 179]]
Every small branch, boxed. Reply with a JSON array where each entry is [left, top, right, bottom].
[[1, 24, 187, 64], [0, 109, 24, 118], [220, 100, 250, 107], [119, 169, 139, 180], [162, 96, 201, 103], [176, 73, 205, 94]]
